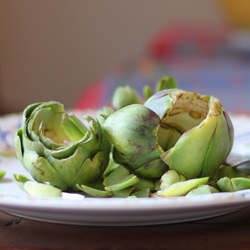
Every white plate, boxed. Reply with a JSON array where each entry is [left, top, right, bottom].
[[1, 113, 250, 226]]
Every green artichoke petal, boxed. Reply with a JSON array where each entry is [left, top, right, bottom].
[[214, 164, 249, 180], [186, 184, 219, 196], [217, 177, 234, 192], [27, 102, 65, 142], [112, 85, 141, 110], [103, 156, 120, 178], [113, 147, 162, 171], [223, 111, 234, 154], [76, 184, 113, 197], [156, 76, 178, 92], [159, 169, 186, 190], [133, 177, 156, 192], [231, 177, 250, 191], [157, 177, 209, 197], [134, 158, 167, 179], [144, 85, 154, 99], [22, 102, 41, 127], [105, 175, 139, 192], [23, 150, 68, 190], [112, 187, 134, 197], [61, 114, 86, 142], [15, 129, 25, 166], [131, 188, 151, 197], [217, 177, 250, 192], [22, 128, 78, 159], [96, 106, 114, 125], [104, 165, 139, 192], [72, 151, 109, 190], [13, 174, 31, 190], [144, 89, 179, 119], [24, 181, 62, 197], [201, 99, 233, 177], [0, 170, 6, 180], [39, 122, 66, 150], [161, 116, 217, 178]]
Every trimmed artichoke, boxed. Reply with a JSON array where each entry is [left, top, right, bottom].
[[145, 89, 234, 179], [15, 101, 110, 191], [104, 88, 234, 180]]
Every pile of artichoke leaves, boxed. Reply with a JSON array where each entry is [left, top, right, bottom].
[[14, 77, 250, 198]]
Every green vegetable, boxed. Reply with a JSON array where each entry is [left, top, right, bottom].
[[213, 164, 249, 179], [186, 185, 219, 196], [13, 174, 31, 190], [14, 101, 110, 191], [112, 85, 141, 110], [159, 170, 186, 190], [144, 76, 178, 99], [0, 170, 6, 180], [13, 77, 238, 198], [217, 177, 250, 192], [76, 184, 113, 197], [156, 177, 209, 197], [24, 181, 62, 197], [96, 106, 114, 125], [145, 89, 234, 179], [104, 88, 233, 180], [103, 104, 168, 179]]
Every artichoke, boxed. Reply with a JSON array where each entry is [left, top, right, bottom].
[[103, 104, 168, 179], [104, 88, 234, 180], [145, 89, 234, 178], [112, 85, 141, 110], [15, 101, 110, 191]]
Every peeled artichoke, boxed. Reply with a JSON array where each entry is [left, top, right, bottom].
[[15, 101, 110, 191], [145, 89, 234, 178]]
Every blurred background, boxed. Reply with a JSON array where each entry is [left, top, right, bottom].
[[1, 0, 250, 114]]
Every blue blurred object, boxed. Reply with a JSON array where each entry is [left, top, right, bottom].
[[93, 57, 250, 114], [75, 57, 250, 113]]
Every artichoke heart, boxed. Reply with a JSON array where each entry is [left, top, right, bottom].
[[15, 101, 110, 191], [145, 89, 234, 178]]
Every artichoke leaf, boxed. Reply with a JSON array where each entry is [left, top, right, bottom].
[[72, 151, 109, 191], [24, 181, 62, 197], [112, 187, 134, 197], [76, 184, 112, 197], [156, 177, 209, 197], [217, 177, 250, 192], [186, 185, 219, 196], [104, 165, 140, 192], [0, 170, 6, 180], [131, 188, 151, 197], [112, 85, 141, 110]]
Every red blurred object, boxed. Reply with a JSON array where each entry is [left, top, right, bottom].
[[148, 25, 228, 59], [74, 81, 105, 110]]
